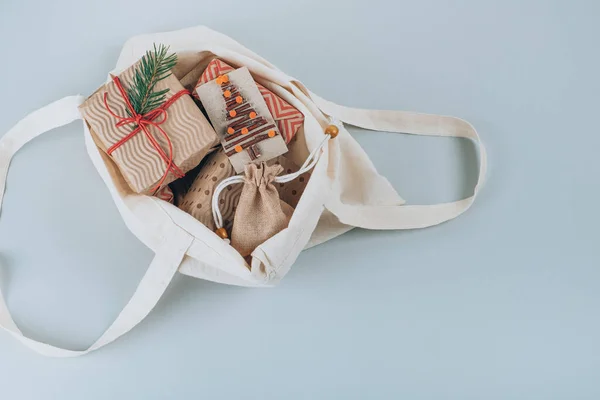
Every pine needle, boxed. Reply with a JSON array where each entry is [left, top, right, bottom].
[[126, 44, 178, 115]]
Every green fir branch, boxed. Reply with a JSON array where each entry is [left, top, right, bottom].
[[126, 44, 177, 115]]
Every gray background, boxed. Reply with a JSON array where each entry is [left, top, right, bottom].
[[0, 0, 598, 398]]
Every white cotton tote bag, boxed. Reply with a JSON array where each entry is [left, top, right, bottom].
[[0, 26, 487, 357]]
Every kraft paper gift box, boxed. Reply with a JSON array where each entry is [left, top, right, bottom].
[[196, 67, 289, 173], [79, 60, 219, 194], [196, 59, 304, 144]]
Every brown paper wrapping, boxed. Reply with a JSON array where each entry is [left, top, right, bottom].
[[177, 150, 242, 232], [179, 55, 218, 93], [270, 156, 311, 209], [79, 62, 218, 194]]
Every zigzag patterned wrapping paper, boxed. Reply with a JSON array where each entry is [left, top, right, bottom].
[[196, 59, 304, 144], [80, 62, 219, 194]]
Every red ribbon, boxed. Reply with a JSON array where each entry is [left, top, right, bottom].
[[103, 76, 189, 193]]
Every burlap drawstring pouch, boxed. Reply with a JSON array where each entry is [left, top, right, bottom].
[[230, 163, 294, 257]]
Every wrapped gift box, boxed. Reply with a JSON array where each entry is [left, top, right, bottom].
[[197, 59, 304, 144], [80, 59, 219, 194]]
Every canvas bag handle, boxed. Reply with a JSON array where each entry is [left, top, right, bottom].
[[0, 96, 194, 357], [312, 94, 487, 230]]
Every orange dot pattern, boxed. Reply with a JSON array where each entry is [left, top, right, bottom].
[[216, 75, 229, 85], [219, 76, 282, 159], [175, 151, 242, 233]]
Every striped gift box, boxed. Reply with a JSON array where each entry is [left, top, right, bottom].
[[196, 59, 304, 144]]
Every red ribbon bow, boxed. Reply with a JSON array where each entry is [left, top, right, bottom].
[[103, 76, 189, 193]]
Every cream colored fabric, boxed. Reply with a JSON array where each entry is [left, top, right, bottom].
[[0, 97, 195, 356], [312, 94, 487, 231], [0, 26, 486, 356]]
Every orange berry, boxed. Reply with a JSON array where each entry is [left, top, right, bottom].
[[241, 128, 249, 135], [222, 75, 229, 83], [227, 127, 235, 134], [249, 112, 257, 119], [235, 96, 243, 104], [223, 90, 232, 98], [229, 110, 237, 117], [234, 145, 243, 153], [268, 130, 276, 138]]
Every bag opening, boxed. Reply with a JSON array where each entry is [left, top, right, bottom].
[[85, 51, 326, 278]]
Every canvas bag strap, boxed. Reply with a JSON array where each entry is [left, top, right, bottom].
[[311, 94, 487, 230], [0, 96, 194, 357]]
